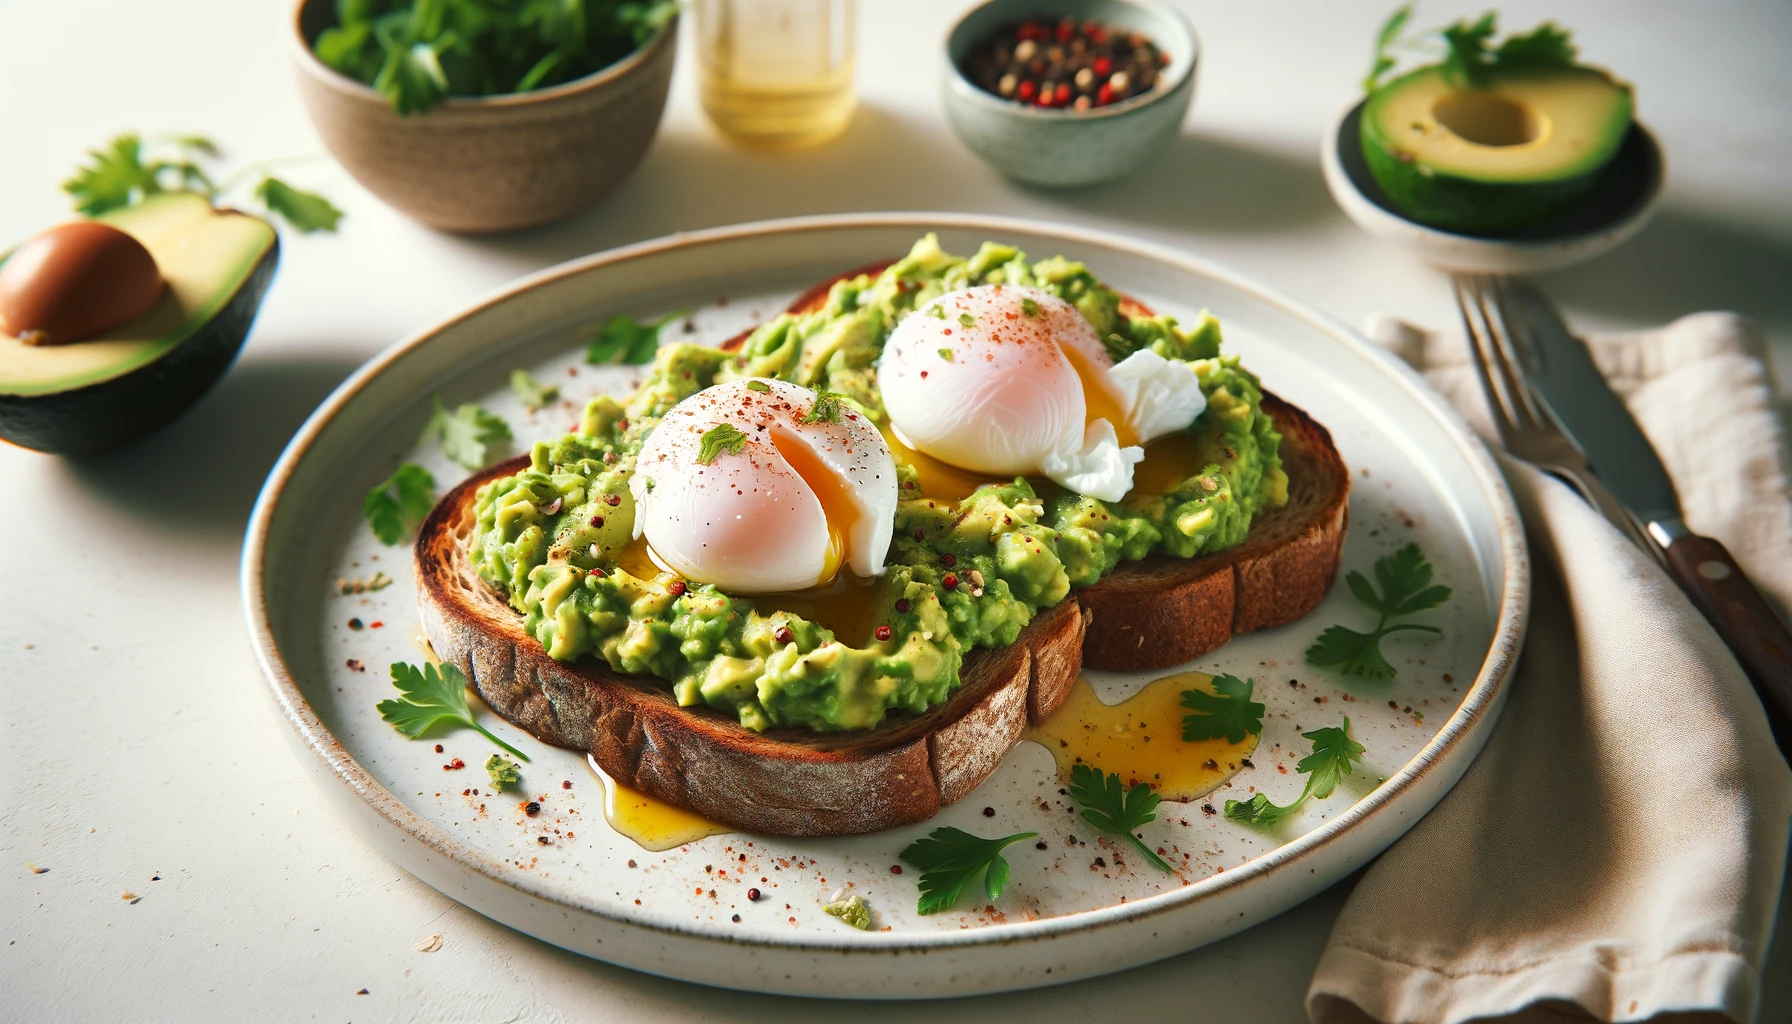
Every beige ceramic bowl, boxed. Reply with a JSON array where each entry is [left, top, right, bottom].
[[290, 0, 677, 234]]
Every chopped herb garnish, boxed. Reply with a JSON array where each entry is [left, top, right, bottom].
[[1225, 717, 1363, 826], [822, 894, 874, 930], [927, 304, 947, 319], [696, 423, 749, 464], [1306, 543, 1450, 680], [484, 754, 522, 790], [509, 369, 559, 410], [1180, 674, 1265, 744], [1067, 764, 1171, 872], [803, 389, 847, 423], [63, 131, 341, 231], [421, 394, 512, 469], [900, 826, 1036, 915], [937, 348, 955, 362], [1020, 297, 1039, 316], [363, 463, 436, 545], [958, 312, 976, 328], [1365, 5, 1577, 93], [378, 661, 529, 761], [745, 379, 771, 393], [585, 310, 685, 366]]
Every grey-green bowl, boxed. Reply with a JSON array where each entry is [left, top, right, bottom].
[[942, 0, 1198, 187]]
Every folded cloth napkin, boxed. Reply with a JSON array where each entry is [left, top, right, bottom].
[[1306, 313, 1792, 1024]]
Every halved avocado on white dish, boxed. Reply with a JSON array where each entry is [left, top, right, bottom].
[[0, 193, 279, 455], [1362, 64, 1633, 234]]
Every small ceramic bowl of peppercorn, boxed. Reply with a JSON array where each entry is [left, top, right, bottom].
[[944, 0, 1197, 187]]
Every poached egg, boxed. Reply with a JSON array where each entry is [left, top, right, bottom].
[[877, 285, 1206, 502], [628, 379, 898, 594]]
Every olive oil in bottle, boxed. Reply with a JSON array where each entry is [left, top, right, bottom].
[[696, 0, 856, 148]]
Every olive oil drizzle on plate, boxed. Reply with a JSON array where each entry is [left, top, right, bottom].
[[1025, 671, 1259, 802], [588, 755, 731, 852]]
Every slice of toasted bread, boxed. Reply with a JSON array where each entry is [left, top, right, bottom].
[[416, 459, 1086, 837], [726, 263, 1350, 673]]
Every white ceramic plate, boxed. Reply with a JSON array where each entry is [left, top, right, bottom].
[[242, 215, 1527, 998], [1322, 100, 1665, 274]]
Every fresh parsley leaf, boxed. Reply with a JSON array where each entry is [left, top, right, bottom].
[[696, 423, 748, 465], [509, 369, 560, 410], [63, 134, 164, 215], [585, 311, 684, 365], [938, 348, 955, 362], [1067, 763, 1171, 872], [1439, 12, 1499, 88], [1307, 543, 1449, 681], [485, 753, 522, 790], [1225, 717, 1363, 826], [378, 661, 529, 761], [803, 390, 846, 423], [899, 827, 1036, 915], [363, 462, 436, 545], [254, 176, 344, 233], [422, 394, 512, 469], [1363, 3, 1414, 92], [1020, 297, 1039, 317], [745, 379, 771, 393], [1495, 21, 1576, 68], [1180, 674, 1265, 744]]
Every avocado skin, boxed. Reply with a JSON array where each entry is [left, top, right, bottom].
[[1360, 122, 1600, 235], [0, 240, 279, 456]]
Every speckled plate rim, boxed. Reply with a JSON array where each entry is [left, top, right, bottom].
[[241, 214, 1528, 976]]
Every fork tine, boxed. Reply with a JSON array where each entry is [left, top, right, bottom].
[[1469, 275, 1548, 430], [1481, 277, 1552, 424], [1453, 275, 1525, 446]]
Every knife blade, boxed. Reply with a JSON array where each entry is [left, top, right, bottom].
[[1493, 279, 1683, 528]]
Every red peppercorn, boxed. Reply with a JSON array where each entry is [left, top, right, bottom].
[[666, 580, 687, 597], [890, 865, 903, 875], [940, 553, 957, 568], [1055, 83, 1070, 104], [589, 566, 608, 577], [1054, 22, 1073, 43], [590, 515, 605, 528], [605, 494, 622, 506], [1016, 79, 1037, 101], [773, 626, 794, 645], [562, 780, 572, 789], [942, 573, 959, 590], [1093, 56, 1112, 76], [912, 527, 926, 541], [747, 887, 761, 901], [894, 598, 912, 613], [1097, 83, 1115, 106], [875, 625, 893, 642]]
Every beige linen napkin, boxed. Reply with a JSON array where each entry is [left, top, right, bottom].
[[1306, 313, 1792, 1024]]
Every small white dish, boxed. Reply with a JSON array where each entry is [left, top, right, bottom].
[[1322, 98, 1665, 274]]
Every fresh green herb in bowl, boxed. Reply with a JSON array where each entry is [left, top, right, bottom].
[[315, 0, 678, 116]]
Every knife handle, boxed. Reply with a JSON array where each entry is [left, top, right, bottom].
[[1664, 533, 1792, 746]]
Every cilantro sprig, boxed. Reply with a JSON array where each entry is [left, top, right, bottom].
[[585, 310, 685, 365], [315, 0, 678, 116], [1224, 718, 1364, 827], [900, 827, 1036, 915], [1363, 5, 1577, 93], [421, 394, 512, 469], [1306, 543, 1449, 680], [64, 132, 341, 231], [509, 369, 560, 410], [1067, 764, 1171, 873], [363, 462, 436, 545], [696, 423, 749, 464], [802, 389, 847, 424], [378, 661, 530, 760], [1180, 674, 1265, 744]]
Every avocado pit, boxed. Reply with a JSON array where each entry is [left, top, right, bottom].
[[1431, 91, 1543, 148], [0, 221, 165, 346]]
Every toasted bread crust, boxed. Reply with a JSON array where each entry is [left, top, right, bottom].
[[416, 460, 1086, 836]]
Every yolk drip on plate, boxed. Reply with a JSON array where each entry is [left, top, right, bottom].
[[1025, 671, 1259, 802], [589, 754, 730, 852]]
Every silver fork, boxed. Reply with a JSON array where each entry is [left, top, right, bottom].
[[1452, 274, 1658, 554]]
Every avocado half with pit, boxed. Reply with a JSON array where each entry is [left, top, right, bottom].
[[1361, 64, 1634, 234], [0, 193, 279, 455]]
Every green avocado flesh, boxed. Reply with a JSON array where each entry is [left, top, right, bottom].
[[471, 235, 1287, 733], [1362, 64, 1633, 233]]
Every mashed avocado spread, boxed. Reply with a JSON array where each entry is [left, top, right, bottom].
[[469, 236, 1287, 733]]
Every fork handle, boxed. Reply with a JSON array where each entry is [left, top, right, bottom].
[[1662, 532, 1792, 749]]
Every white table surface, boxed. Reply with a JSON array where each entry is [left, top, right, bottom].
[[4, 1, 1789, 1020]]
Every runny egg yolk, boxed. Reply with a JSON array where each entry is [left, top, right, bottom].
[[1057, 341, 1139, 448], [767, 424, 852, 584]]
